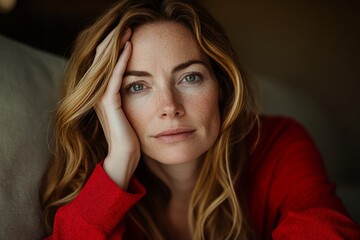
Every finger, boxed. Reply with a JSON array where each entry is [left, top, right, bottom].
[[95, 29, 116, 60], [106, 41, 132, 95], [119, 28, 132, 48], [95, 28, 132, 61]]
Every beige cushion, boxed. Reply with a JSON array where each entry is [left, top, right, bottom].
[[0, 35, 64, 239]]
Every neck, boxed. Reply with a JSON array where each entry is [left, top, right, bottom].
[[143, 156, 201, 240], [143, 156, 201, 202]]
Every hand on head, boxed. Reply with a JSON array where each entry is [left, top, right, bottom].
[[93, 28, 140, 190]]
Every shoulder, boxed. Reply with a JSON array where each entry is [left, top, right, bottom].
[[247, 115, 320, 166], [245, 115, 328, 187], [253, 115, 312, 145], [243, 115, 352, 237], [244, 114, 330, 211]]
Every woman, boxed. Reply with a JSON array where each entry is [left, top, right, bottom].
[[40, 0, 360, 239]]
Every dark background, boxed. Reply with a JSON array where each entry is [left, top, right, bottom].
[[0, 0, 117, 57]]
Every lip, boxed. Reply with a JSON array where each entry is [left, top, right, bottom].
[[154, 128, 196, 137], [153, 128, 196, 143]]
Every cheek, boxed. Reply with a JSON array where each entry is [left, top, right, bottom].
[[207, 92, 221, 130], [190, 84, 220, 129], [122, 99, 148, 136]]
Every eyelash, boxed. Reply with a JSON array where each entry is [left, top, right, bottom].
[[180, 72, 203, 84], [125, 81, 147, 94], [124, 72, 203, 94]]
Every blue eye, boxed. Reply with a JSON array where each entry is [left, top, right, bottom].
[[129, 83, 146, 93], [182, 73, 202, 83]]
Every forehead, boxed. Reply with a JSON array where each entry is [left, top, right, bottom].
[[127, 21, 210, 70]]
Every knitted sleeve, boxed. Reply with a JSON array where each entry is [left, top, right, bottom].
[[44, 163, 146, 240]]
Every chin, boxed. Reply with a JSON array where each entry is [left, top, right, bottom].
[[142, 146, 207, 166], [140, 132, 219, 166]]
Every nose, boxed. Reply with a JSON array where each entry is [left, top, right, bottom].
[[158, 87, 185, 119]]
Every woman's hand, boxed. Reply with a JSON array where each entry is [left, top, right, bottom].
[[94, 29, 140, 190]]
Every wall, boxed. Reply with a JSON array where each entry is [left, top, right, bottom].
[[200, 0, 360, 184]]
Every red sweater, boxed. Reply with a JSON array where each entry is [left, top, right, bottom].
[[45, 116, 360, 239]]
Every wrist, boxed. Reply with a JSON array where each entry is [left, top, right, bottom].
[[103, 152, 140, 190]]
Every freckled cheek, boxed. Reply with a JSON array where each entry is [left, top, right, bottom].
[[188, 87, 220, 132], [122, 98, 151, 137]]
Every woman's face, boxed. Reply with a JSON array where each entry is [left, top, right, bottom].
[[121, 21, 220, 165]]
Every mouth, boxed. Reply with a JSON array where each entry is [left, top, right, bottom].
[[153, 128, 196, 143]]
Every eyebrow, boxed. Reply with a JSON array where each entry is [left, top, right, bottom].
[[124, 59, 206, 78]]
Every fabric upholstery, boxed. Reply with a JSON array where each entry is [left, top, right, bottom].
[[0, 35, 64, 240]]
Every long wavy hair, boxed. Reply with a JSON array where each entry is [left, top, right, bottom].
[[40, 0, 259, 239]]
